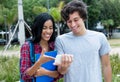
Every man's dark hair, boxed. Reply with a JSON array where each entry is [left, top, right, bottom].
[[61, 0, 87, 21], [31, 13, 56, 43]]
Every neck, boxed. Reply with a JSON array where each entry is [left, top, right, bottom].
[[40, 40, 49, 51], [80, 28, 87, 36], [74, 26, 87, 36]]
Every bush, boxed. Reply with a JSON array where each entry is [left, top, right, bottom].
[[0, 56, 19, 82], [110, 54, 120, 82]]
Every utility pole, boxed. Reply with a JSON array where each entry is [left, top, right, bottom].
[[2, 0, 32, 55], [18, 0, 25, 45]]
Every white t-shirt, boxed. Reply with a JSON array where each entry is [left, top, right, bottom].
[[55, 30, 111, 82]]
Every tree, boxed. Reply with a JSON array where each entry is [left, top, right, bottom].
[[83, 0, 102, 29], [101, 19, 114, 38], [50, 1, 64, 35], [0, 0, 17, 30], [100, 0, 120, 27], [32, 6, 47, 15], [100, 0, 120, 38]]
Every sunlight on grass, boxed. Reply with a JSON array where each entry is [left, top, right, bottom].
[[0, 44, 20, 51], [108, 39, 120, 47]]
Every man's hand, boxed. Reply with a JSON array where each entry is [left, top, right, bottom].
[[54, 54, 73, 74]]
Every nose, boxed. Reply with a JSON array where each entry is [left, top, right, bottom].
[[46, 28, 51, 33], [71, 21, 76, 27]]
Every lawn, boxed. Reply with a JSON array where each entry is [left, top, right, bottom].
[[108, 38, 120, 47], [0, 38, 120, 51], [0, 38, 120, 82], [0, 55, 120, 82]]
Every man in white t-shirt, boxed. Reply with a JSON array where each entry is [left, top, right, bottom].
[[55, 1, 112, 82]]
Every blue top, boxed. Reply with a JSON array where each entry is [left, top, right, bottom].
[[35, 51, 57, 82]]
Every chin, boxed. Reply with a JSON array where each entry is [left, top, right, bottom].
[[45, 38, 50, 41]]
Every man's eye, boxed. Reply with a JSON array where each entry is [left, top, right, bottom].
[[67, 21, 71, 24], [50, 27, 53, 29], [74, 19, 78, 22]]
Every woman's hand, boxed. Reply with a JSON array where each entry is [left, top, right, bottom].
[[34, 67, 47, 77], [34, 67, 59, 78], [38, 48, 55, 64]]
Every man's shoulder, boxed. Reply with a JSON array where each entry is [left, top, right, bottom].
[[87, 30, 105, 36], [56, 32, 72, 42], [58, 32, 72, 38], [87, 30, 107, 41]]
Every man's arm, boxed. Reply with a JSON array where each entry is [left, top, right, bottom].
[[101, 53, 112, 82]]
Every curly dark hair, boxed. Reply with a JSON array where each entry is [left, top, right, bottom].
[[61, 0, 87, 21]]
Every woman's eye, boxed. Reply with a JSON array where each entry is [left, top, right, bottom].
[[43, 27, 47, 29]]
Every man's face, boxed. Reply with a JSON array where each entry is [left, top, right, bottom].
[[66, 11, 85, 35]]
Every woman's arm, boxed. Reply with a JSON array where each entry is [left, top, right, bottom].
[[21, 44, 54, 78], [26, 49, 55, 76], [34, 67, 59, 78]]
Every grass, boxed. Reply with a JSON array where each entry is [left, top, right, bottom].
[[0, 55, 120, 82], [0, 44, 20, 51], [0, 38, 120, 82], [0, 56, 19, 82], [108, 38, 120, 47], [110, 54, 120, 82], [0, 38, 119, 51]]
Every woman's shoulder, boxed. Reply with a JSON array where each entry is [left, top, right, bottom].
[[22, 41, 30, 46], [21, 41, 31, 50], [49, 41, 55, 50]]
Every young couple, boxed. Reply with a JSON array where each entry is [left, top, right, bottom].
[[20, 1, 112, 82]]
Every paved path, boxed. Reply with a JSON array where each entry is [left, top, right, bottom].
[[0, 50, 20, 57], [0, 47, 120, 57]]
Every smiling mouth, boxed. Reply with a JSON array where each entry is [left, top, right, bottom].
[[72, 26, 78, 31], [45, 34, 52, 38]]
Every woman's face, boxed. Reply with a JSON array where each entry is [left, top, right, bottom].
[[41, 20, 53, 41]]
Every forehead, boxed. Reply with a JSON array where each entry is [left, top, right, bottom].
[[68, 12, 80, 20], [44, 20, 52, 24]]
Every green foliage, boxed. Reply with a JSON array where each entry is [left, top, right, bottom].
[[0, 0, 17, 29], [84, 0, 102, 29], [101, 19, 114, 30], [100, 0, 120, 28], [32, 6, 47, 15], [50, 7, 61, 22], [0, 15, 4, 24], [0, 45, 20, 51], [110, 55, 120, 82], [0, 54, 120, 82], [83, 0, 120, 29], [0, 55, 19, 82], [110, 55, 120, 75], [0, 0, 120, 32]]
